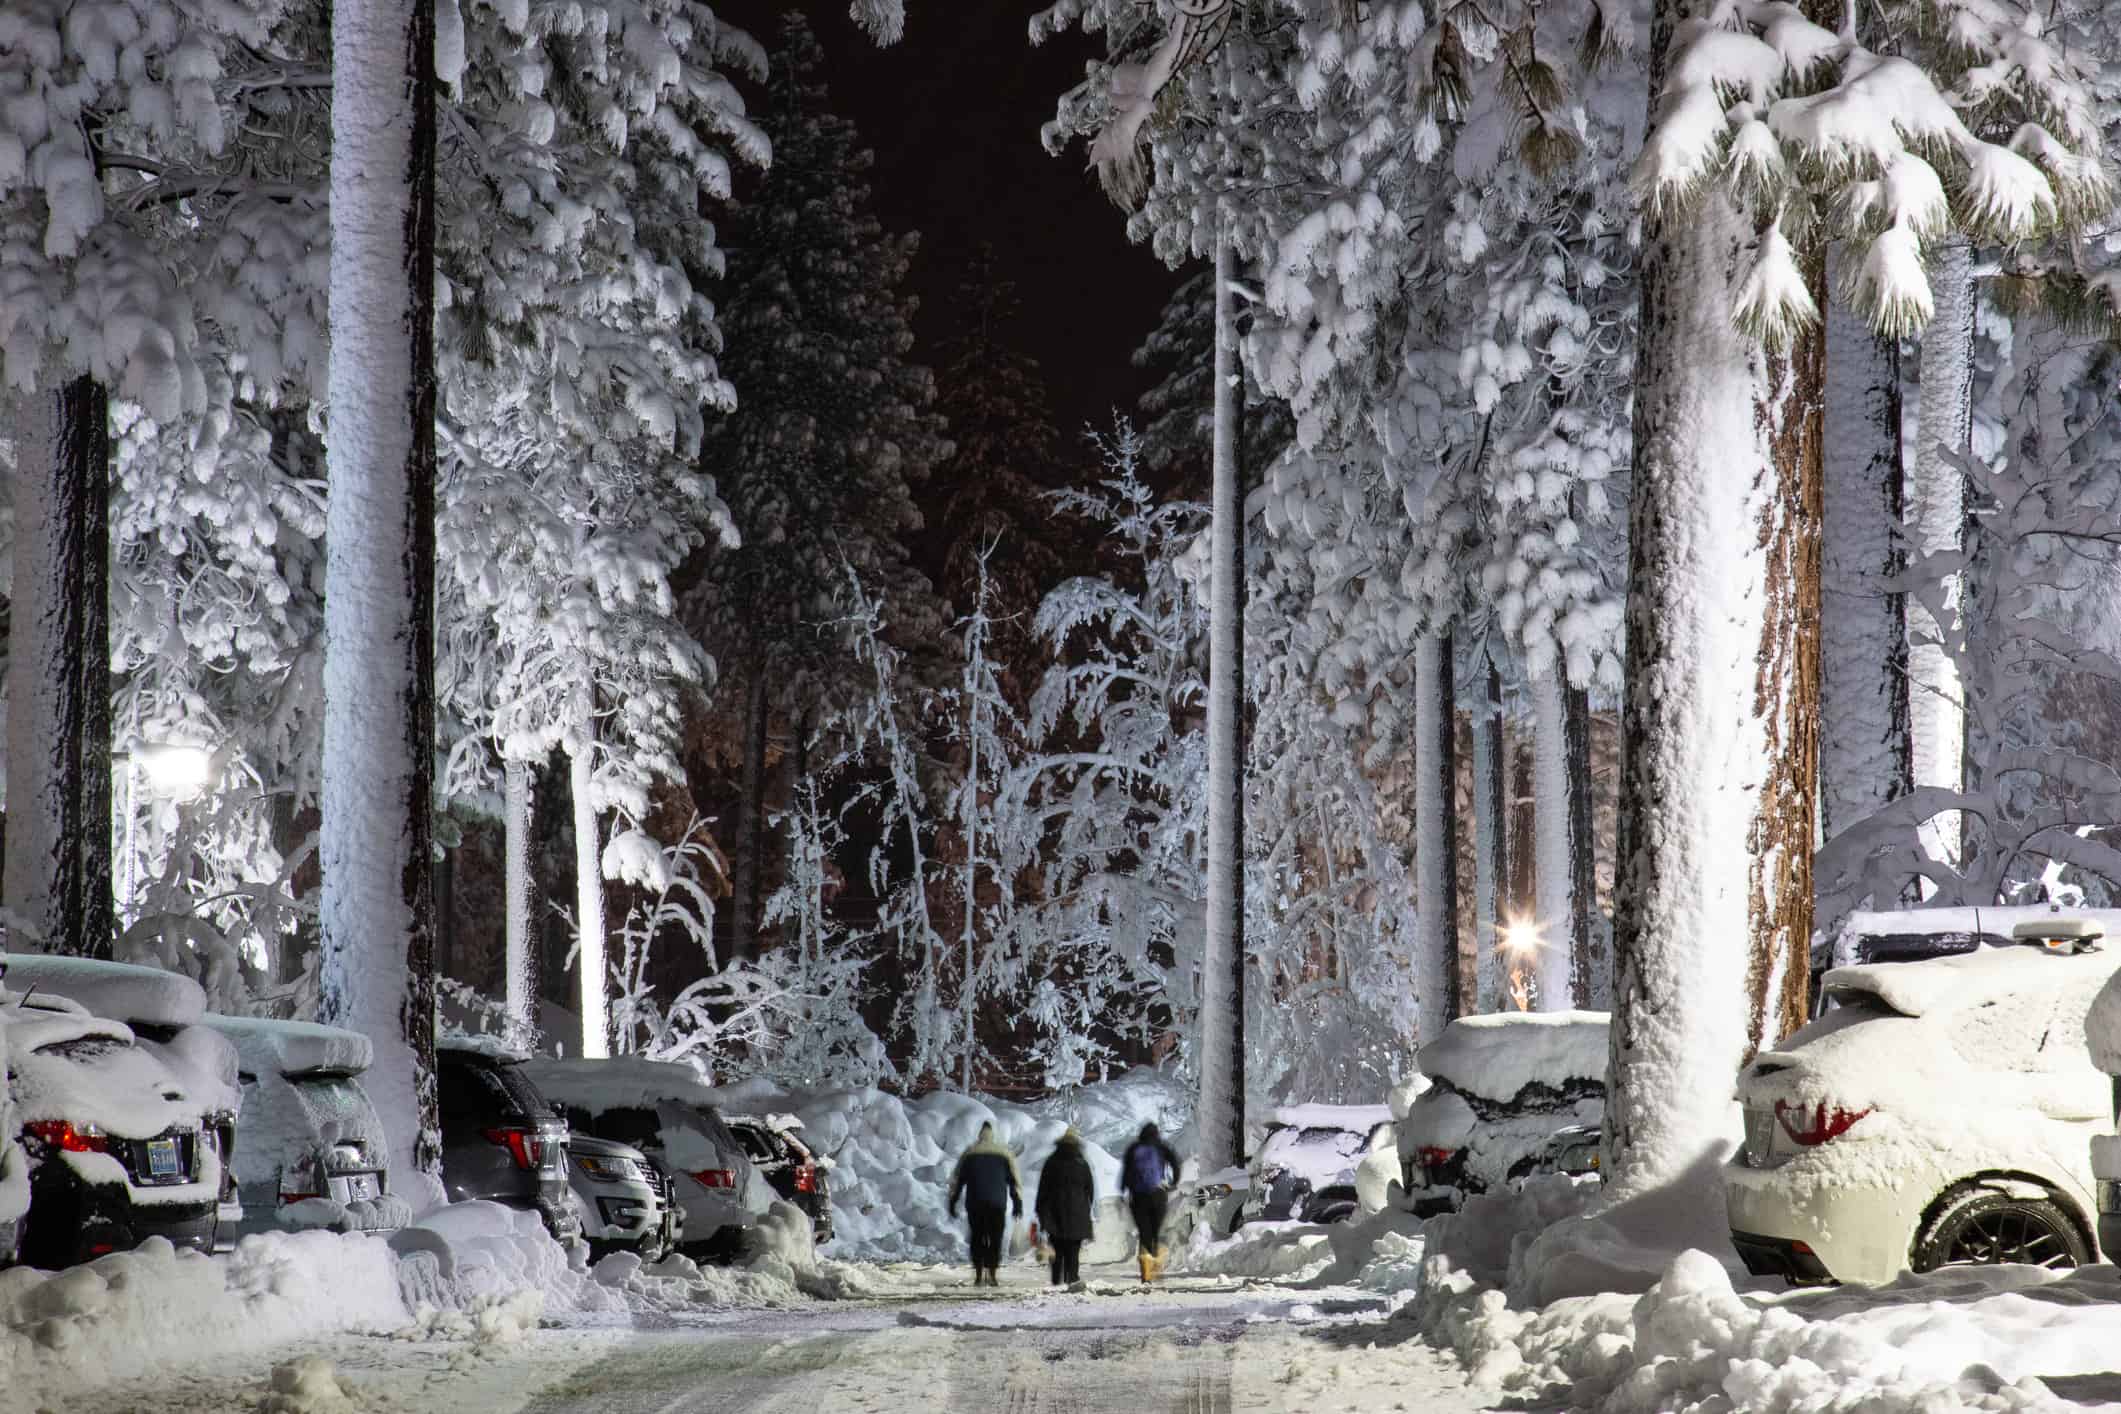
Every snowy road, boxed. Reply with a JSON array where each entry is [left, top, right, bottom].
[[42, 1262, 1500, 1414]]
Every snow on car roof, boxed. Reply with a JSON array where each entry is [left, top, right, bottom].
[[520, 1055, 719, 1112], [206, 1014, 373, 1077], [1416, 1010, 1609, 1103], [0, 954, 206, 1026], [1267, 1103, 1392, 1133], [1825, 941, 2121, 1019], [1831, 906, 2121, 969]]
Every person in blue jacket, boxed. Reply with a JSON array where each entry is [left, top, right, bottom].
[[947, 1121, 1023, 1286], [1119, 1122, 1182, 1282]]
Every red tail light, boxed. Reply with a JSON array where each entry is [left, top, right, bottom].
[[26, 1120, 111, 1154], [1415, 1146, 1457, 1169], [692, 1168, 736, 1189], [482, 1126, 542, 1171], [794, 1163, 818, 1194], [1774, 1100, 1871, 1146], [279, 1192, 324, 1204]]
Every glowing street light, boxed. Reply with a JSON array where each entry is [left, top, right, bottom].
[[116, 741, 217, 925]]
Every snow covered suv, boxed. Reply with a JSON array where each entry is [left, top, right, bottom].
[[1398, 1011, 1607, 1217], [1729, 923, 2115, 1287], [205, 1015, 409, 1237], [1235, 1104, 1394, 1227], [524, 1056, 771, 1262]]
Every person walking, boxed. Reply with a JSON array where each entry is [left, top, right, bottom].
[[1034, 1126, 1095, 1287], [946, 1121, 1022, 1286], [1119, 1122, 1181, 1283]]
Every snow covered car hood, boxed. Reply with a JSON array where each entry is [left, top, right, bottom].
[[0, 955, 206, 1028]]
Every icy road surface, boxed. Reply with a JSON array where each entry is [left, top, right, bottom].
[[38, 1261, 1501, 1414]]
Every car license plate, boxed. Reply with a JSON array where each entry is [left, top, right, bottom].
[[342, 1172, 376, 1203], [146, 1137, 182, 1180], [1742, 1107, 1777, 1167]]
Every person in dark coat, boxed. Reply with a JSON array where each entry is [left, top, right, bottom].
[[1034, 1126, 1096, 1286], [947, 1121, 1022, 1286], [1119, 1122, 1182, 1282]]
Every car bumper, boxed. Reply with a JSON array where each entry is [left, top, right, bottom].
[[1724, 1156, 1922, 1286]]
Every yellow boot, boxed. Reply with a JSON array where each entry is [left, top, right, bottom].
[[1147, 1247, 1166, 1282], [1137, 1251, 1153, 1284]]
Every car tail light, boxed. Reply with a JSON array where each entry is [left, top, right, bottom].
[[794, 1163, 818, 1194], [1773, 1100, 1871, 1146], [25, 1120, 111, 1155], [692, 1168, 736, 1189], [483, 1126, 542, 1171], [279, 1191, 324, 1204], [1415, 1146, 1457, 1169]]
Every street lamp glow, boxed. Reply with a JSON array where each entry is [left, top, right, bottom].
[[1499, 916, 1544, 961], [135, 743, 214, 796]]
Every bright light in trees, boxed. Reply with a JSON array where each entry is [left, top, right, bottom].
[[135, 743, 214, 797]]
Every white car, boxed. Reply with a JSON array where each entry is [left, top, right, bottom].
[[1728, 923, 2115, 1287], [523, 1056, 772, 1262], [1398, 1011, 1607, 1217], [566, 1131, 675, 1261], [1235, 1104, 1394, 1227]]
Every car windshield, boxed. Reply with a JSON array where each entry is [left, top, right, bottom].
[[440, 1054, 553, 1124], [288, 1074, 381, 1162], [731, 1125, 779, 1163], [1262, 1125, 1366, 1165]]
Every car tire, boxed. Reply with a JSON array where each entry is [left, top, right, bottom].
[[1911, 1186, 2091, 1274]]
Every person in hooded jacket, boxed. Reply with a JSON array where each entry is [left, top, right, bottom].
[[1034, 1126, 1095, 1286], [947, 1121, 1022, 1286], [1119, 1122, 1182, 1282]]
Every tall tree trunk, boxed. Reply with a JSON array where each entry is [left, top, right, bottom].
[[1820, 276, 1911, 865], [1908, 242, 1974, 872], [4, 371, 112, 957], [1413, 634, 1459, 1036], [319, 0, 440, 1181], [1197, 233, 1246, 1172], [1611, 0, 1813, 1187], [728, 666, 768, 966], [1530, 671, 1577, 1010], [1471, 661, 1507, 1011], [568, 719, 608, 1059], [503, 758, 537, 1035], [959, 658, 979, 1096], [1564, 685, 1603, 1007]]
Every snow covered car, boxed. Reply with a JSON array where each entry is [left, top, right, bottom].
[[1814, 905, 2121, 1017], [0, 955, 243, 1260], [523, 1056, 772, 1262], [204, 1015, 409, 1236], [1513, 1123, 1602, 1184], [1729, 923, 2116, 1287], [437, 1043, 578, 1243], [1234, 1104, 1394, 1228], [4, 986, 235, 1267], [727, 1113, 833, 1242], [567, 1131, 675, 1261], [1398, 1011, 1607, 1217]]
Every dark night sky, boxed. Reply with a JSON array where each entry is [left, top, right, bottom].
[[719, 1, 1179, 441]]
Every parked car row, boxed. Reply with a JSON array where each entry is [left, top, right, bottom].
[[0, 955, 807, 1274]]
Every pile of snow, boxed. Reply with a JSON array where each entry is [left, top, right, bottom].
[[707, 1071, 1189, 1263], [0, 1231, 405, 1395], [1416, 1011, 1607, 1102], [0, 954, 208, 1026]]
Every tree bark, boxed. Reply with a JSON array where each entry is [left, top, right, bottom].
[[1471, 662, 1507, 1011], [728, 666, 768, 965], [1908, 242, 1974, 871], [1820, 274, 1911, 860], [1413, 634, 1460, 1035], [1610, 0, 1798, 1189], [4, 371, 113, 957], [1564, 685, 1603, 1008], [1197, 232, 1246, 1172], [1530, 672, 1576, 1010], [319, 0, 440, 1179], [569, 719, 609, 1059], [503, 758, 537, 1034]]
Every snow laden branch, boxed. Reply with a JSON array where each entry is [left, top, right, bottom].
[[1636, 0, 2113, 343]]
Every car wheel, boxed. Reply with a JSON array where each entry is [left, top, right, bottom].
[[1912, 1187, 2090, 1273]]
